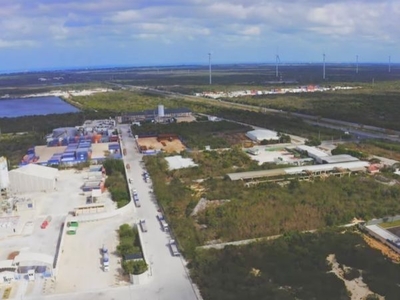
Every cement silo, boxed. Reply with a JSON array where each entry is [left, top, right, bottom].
[[158, 105, 165, 118], [0, 156, 10, 189]]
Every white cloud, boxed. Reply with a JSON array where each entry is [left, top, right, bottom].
[[240, 26, 261, 36], [0, 38, 38, 48], [0, 0, 400, 65]]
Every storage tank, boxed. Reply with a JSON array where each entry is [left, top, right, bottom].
[[158, 105, 165, 117], [0, 156, 10, 189]]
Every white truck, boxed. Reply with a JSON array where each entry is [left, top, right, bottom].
[[160, 219, 169, 232], [103, 253, 109, 272], [169, 239, 180, 256], [134, 199, 141, 208], [140, 220, 147, 232]]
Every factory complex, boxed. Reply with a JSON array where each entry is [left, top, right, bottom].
[[117, 104, 192, 123], [20, 119, 122, 167]]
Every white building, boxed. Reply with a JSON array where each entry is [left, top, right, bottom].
[[295, 145, 329, 163], [246, 130, 280, 142], [8, 164, 58, 194], [0, 156, 10, 190]]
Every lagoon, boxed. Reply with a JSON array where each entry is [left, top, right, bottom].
[[0, 96, 80, 118]]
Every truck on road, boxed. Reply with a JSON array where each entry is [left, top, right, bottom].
[[134, 198, 141, 207], [169, 239, 180, 256], [160, 219, 169, 232], [103, 253, 109, 272], [140, 220, 147, 232]]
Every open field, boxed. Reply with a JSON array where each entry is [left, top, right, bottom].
[[132, 120, 253, 150], [379, 219, 400, 229], [137, 136, 186, 153]]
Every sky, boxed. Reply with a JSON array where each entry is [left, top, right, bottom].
[[0, 0, 399, 71]]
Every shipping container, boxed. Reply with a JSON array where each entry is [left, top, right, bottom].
[[108, 143, 120, 150]]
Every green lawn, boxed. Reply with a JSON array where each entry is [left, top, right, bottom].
[[378, 219, 400, 229]]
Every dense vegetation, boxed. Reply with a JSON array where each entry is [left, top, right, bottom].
[[219, 81, 400, 130], [132, 120, 252, 149], [190, 230, 400, 300], [117, 224, 148, 275], [0, 133, 43, 167], [144, 150, 400, 255], [103, 159, 130, 208], [337, 140, 400, 161], [203, 106, 347, 140], [70, 90, 178, 113]]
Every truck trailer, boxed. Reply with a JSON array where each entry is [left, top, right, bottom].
[[169, 239, 180, 256], [160, 219, 169, 232], [140, 220, 147, 232]]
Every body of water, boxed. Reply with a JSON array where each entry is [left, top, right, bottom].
[[0, 96, 80, 118]]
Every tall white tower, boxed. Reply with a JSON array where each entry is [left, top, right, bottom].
[[0, 157, 10, 190]]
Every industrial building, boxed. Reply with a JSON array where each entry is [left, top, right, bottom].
[[364, 224, 400, 255], [245, 130, 280, 142], [45, 119, 118, 147], [0, 252, 54, 282], [320, 154, 359, 164], [227, 161, 370, 181], [8, 164, 58, 193], [0, 157, 9, 197], [118, 105, 192, 123], [295, 145, 329, 163]]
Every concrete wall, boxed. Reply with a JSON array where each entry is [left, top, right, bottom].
[[9, 172, 55, 193], [130, 269, 152, 285]]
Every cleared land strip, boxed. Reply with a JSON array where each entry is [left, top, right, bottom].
[[199, 230, 317, 250]]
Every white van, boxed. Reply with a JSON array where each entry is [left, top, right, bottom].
[[28, 270, 35, 281]]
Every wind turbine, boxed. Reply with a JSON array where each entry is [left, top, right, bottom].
[[275, 48, 280, 78], [208, 52, 212, 85], [389, 55, 391, 73], [323, 52, 326, 80], [356, 55, 359, 74]]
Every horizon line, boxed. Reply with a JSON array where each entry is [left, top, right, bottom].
[[0, 61, 397, 75]]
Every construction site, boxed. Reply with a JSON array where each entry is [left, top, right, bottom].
[[137, 134, 186, 154]]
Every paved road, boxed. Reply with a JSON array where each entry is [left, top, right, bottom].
[[27, 125, 200, 300]]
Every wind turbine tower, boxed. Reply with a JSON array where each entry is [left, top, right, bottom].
[[275, 53, 280, 78], [389, 55, 391, 73], [356, 55, 359, 74], [323, 53, 326, 80], [208, 53, 212, 85]]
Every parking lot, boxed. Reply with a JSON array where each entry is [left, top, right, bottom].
[[0, 169, 118, 298], [55, 219, 126, 293]]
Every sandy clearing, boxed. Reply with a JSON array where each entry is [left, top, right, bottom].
[[327, 254, 384, 300]]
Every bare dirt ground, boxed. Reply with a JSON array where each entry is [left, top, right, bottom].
[[362, 234, 400, 263], [175, 116, 196, 123], [327, 254, 383, 300], [137, 137, 186, 153]]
